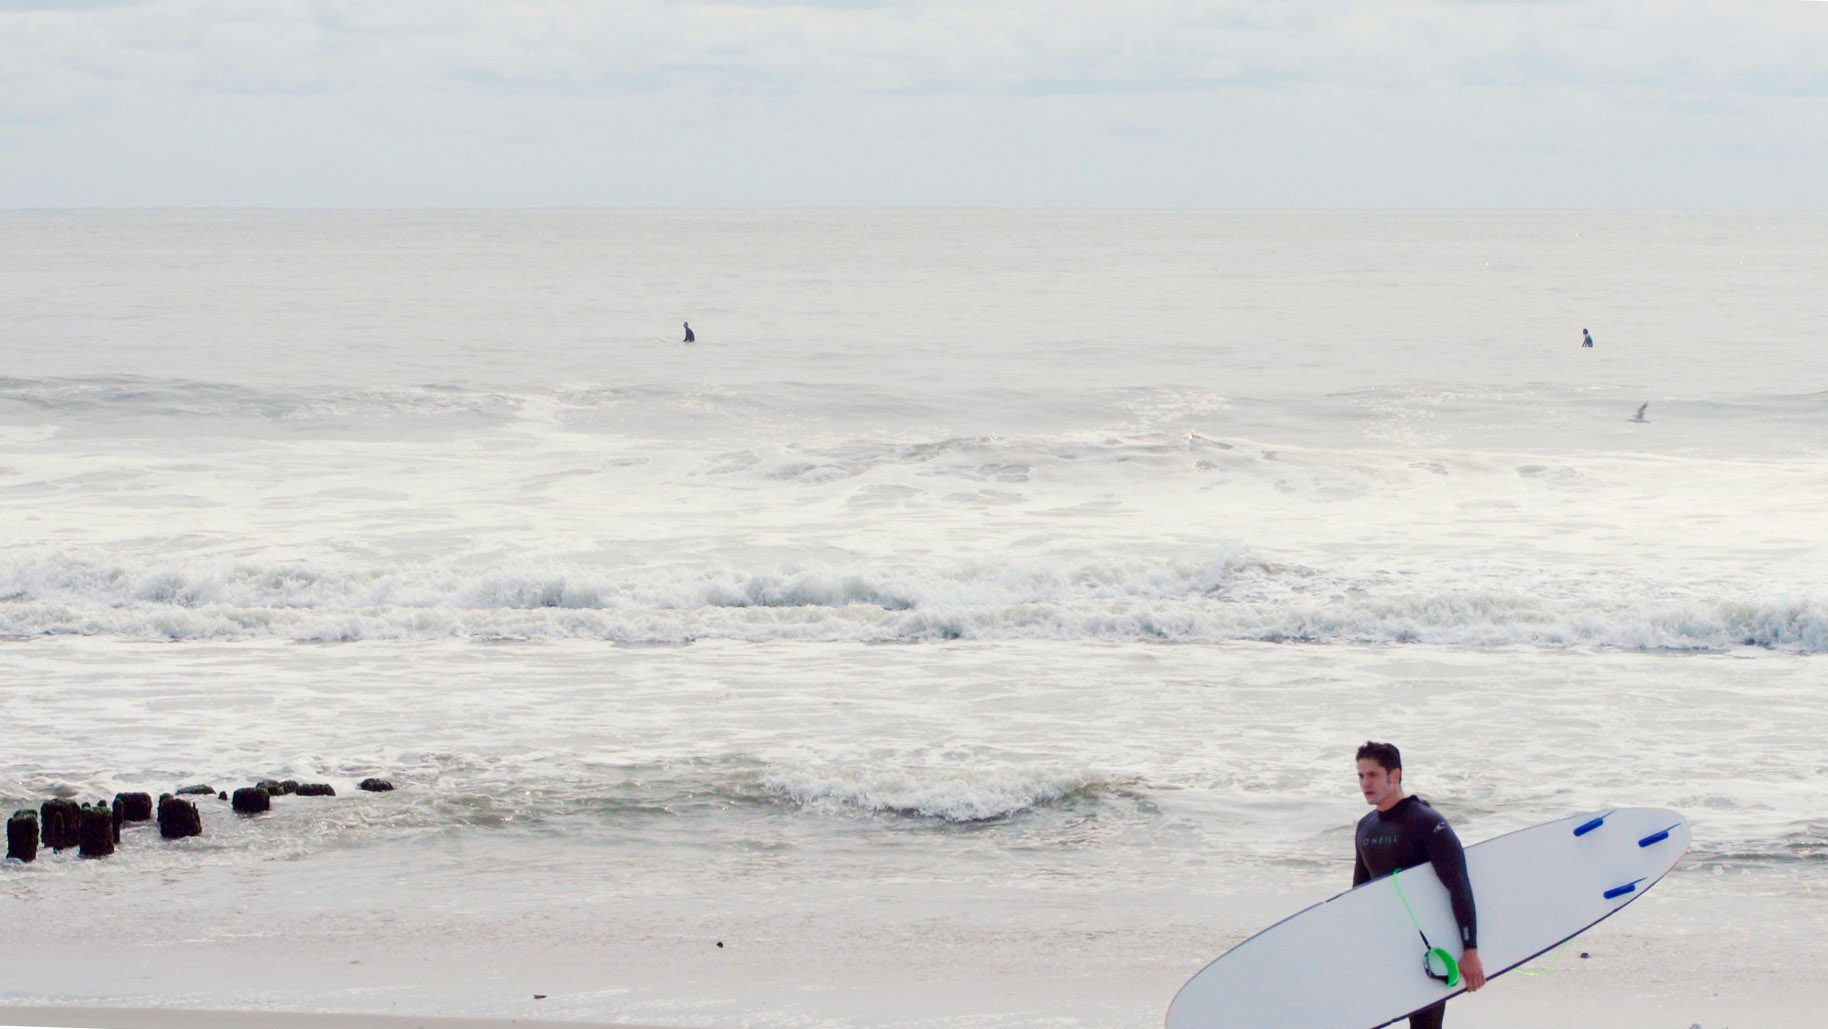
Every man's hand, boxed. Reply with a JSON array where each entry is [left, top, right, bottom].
[[1460, 948, 1486, 991]]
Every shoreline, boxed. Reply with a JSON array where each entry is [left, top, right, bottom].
[[3, 980, 1823, 1029]]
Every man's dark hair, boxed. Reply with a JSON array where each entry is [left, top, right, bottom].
[[1356, 741, 1402, 772]]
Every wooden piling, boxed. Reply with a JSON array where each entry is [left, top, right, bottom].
[[5, 810, 37, 862], [78, 804, 115, 858], [157, 794, 203, 839]]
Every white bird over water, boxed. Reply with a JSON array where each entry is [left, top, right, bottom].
[[1630, 402, 1649, 423]]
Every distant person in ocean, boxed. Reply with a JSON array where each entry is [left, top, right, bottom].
[[682, 321, 695, 344], [1355, 741, 1484, 1029], [1581, 329, 1593, 348], [1631, 403, 1649, 423]]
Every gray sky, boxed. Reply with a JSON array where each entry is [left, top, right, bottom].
[[3, 0, 1827, 208]]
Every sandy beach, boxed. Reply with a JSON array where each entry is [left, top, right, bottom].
[[3, 886, 1824, 1028], [0, 969, 1819, 1029]]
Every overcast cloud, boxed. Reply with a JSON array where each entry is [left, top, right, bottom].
[[2, 0, 1825, 207]]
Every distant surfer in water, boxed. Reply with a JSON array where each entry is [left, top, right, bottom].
[[683, 321, 695, 344], [1631, 402, 1649, 423], [1355, 741, 1485, 1029], [1581, 328, 1593, 348]]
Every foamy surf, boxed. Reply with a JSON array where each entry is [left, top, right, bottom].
[[761, 767, 1122, 823], [3, 549, 1822, 651]]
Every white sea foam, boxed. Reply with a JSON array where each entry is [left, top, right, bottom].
[[3, 548, 1822, 650], [761, 766, 1110, 822]]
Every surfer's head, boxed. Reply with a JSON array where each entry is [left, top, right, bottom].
[[1356, 741, 1404, 810]]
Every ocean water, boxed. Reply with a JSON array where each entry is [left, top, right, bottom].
[[2, 210, 1826, 1026]]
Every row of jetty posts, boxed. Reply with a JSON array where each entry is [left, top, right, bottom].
[[6, 778, 397, 862]]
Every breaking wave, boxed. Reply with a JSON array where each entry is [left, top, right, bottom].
[[761, 767, 1124, 823], [2, 549, 1823, 651]]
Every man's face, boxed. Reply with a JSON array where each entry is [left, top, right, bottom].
[[1357, 757, 1402, 809]]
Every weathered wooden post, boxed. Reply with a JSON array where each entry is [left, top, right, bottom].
[[158, 794, 203, 839], [231, 787, 271, 814], [114, 792, 155, 822], [6, 809, 37, 862], [79, 803, 115, 858], [40, 799, 81, 851]]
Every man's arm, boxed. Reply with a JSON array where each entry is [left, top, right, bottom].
[[1423, 815, 1486, 990], [1352, 848, 1369, 887]]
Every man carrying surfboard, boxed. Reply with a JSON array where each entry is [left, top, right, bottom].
[[1355, 741, 1486, 1028]]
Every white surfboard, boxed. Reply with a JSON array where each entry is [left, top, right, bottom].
[[1166, 807, 1690, 1029]]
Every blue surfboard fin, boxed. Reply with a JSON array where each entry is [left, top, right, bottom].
[[1603, 878, 1646, 900], [1572, 810, 1616, 837]]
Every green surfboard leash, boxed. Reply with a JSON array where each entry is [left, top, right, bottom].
[[1390, 866, 1461, 989]]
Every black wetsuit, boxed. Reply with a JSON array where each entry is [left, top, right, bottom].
[[1354, 796, 1477, 1029], [683, 324, 695, 343]]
